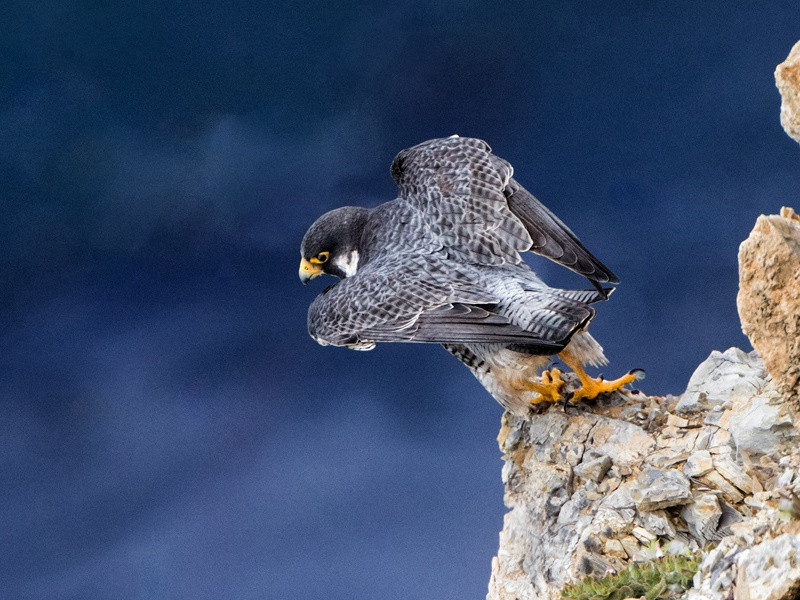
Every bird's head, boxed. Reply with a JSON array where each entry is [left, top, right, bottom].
[[299, 206, 371, 284]]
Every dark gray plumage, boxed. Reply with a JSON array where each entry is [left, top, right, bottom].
[[300, 136, 636, 414]]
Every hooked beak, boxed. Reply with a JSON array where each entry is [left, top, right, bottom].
[[299, 258, 323, 284]]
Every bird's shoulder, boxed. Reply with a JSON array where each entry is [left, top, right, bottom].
[[357, 199, 439, 264]]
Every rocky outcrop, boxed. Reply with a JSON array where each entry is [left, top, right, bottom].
[[687, 487, 800, 600], [487, 43, 800, 600], [488, 220, 800, 600], [487, 349, 799, 600], [776, 41, 800, 144], [737, 207, 800, 407], [487, 208, 800, 600]]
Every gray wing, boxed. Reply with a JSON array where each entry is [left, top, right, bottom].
[[390, 136, 619, 290], [504, 178, 619, 286], [307, 255, 592, 353], [390, 136, 532, 265]]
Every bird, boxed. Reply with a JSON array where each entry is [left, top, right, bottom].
[[298, 135, 640, 416]]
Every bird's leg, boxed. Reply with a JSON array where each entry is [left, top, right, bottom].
[[558, 349, 642, 402], [514, 368, 565, 404]]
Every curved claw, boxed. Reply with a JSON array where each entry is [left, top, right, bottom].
[[629, 368, 646, 381], [558, 348, 641, 404], [570, 371, 639, 402], [524, 368, 565, 405]]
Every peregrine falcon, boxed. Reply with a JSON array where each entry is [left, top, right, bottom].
[[299, 136, 640, 415]]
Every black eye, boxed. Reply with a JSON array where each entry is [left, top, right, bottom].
[[311, 251, 330, 265]]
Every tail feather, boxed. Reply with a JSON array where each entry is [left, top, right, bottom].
[[552, 287, 614, 304], [565, 331, 609, 368], [504, 287, 599, 355]]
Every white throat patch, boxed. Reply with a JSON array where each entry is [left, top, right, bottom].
[[334, 250, 360, 278]]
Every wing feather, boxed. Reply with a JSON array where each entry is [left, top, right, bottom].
[[390, 136, 532, 265], [504, 178, 620, 287], [307, 255, 589, 353], [389, 136, 619, 293]]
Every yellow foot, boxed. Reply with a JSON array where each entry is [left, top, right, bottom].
[[526, 368, 565, 405], [570, 369, 645, 402]]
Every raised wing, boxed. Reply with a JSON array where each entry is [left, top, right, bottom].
[[390, 136, 619, 293], [390, 136, 532, 265]]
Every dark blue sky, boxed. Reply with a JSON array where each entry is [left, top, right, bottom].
[[2, 2, 799, 598]]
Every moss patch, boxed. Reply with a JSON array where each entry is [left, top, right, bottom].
[[561, 554, 700, 600]]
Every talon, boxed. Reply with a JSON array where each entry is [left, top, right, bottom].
[[561, 389, 575, 411], [519, 368, 564, 405], [570, 371, 639, 402], [558, 349, 639, 403]]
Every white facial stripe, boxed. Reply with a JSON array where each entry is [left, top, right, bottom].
[[334, 249, 360, 277]]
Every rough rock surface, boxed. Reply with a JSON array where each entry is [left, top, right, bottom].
[[776, 40, 800, 143], [487, 350, 800, 600], [734, 534, 800, 600], [686, 479, 800, 600], [737, 207, 800, 406]]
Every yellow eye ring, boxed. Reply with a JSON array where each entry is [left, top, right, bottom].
[[310, 251, 330, 265]]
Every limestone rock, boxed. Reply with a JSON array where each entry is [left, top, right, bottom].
[[636, 510, 677, 539], [488, 348, 799, 600], [676, 348, 766, 414], [680, 493, 722, 542], [666, 469, 800, 600], [630, 468, 692, 511], [631, 526, 657, 544], [699, 470, 745, 504], [728, 390, 797, 457], [603, 538, 627, 559], [574, 452, 612, 483], [713, 454, 753, 494], [737, 207, 800, 406], [735, 534, 800, 600], [775, 40, 800, 143], [685, 451, 714, 478]]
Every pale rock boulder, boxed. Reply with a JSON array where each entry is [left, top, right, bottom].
[[776, 40, 800, 143], [737, 207, 800, 407], [676, 348, 767, 413], [680, 493, 722, 542], [735, 534, 800, 600], [630, 468, 691, 511], [728, 385, 797, 456], [684, 451, 714, 478]]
